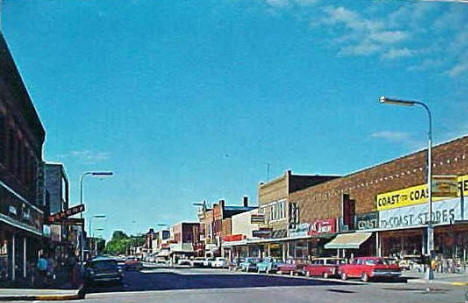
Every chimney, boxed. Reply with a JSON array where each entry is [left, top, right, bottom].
[[243, 196, 248, 207], [219, 199, 225, 208]]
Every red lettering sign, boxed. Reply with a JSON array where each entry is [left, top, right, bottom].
[[308, 218, 336, 236]]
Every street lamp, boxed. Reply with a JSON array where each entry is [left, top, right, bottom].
[[89, 215, 106, 258], [379, 96, 434, 280], [79, 171, 113, 269]]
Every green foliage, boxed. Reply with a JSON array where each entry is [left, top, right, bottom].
[[103, 230, 145, 255]]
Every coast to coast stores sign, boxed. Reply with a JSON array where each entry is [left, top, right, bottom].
[[379, 198, 464, 229], [376, 174, 468, 211]]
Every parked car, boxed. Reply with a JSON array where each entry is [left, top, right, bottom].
[[256, 257, 282, 274], [304, 258, 345, 278], [203, 257, 215, 267], [124, 256, 143, 271], [86, 257, 123, 284], [276, 259, 297, 275], [157, 257, 169, 264], [228, 257, 245, 271], [398, 255, 424, 271], [177, 258, 191, 266], [239, 257, 261, 272], [191, 257, 206, 267], [211, 257, 228, 268], [293, 259, 310, 276], [338, 257, 402, 282]]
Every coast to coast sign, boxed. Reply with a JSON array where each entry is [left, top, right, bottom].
[[376, 174, 468, 211]]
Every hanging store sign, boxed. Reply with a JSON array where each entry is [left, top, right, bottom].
[[308, 218, 336, 236], [289, 223, 310, 237], [251, 214, 265, 224], [376, 174, 468, 211], [379, 198, 462, 230], [47, 204, 85, 223], [355, 212, 379, 230], [432, 175, 459, 198], [252, 228, 272, 238]]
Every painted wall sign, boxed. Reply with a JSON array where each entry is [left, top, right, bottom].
[[308, 218, 336, 236], [379, 198, 463, 229], [355, 211, 379, 230], [376, 174, 468, 211]]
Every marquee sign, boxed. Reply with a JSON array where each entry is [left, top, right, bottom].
[[376, 174, 468, 211], [47, 204, 85, 223]]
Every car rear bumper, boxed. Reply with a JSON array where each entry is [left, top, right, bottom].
[[371, 271, 401, 277]]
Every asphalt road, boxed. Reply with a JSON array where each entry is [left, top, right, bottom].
[[32, 266, 468, 303]]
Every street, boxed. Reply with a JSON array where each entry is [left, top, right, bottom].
[[33, 266, 468, 303]]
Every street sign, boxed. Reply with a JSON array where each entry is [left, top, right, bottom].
[[47, 204, 85, 223], [432, 175, 459, 198]]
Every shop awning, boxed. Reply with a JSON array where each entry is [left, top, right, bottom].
[[324, 232, 372, 249]]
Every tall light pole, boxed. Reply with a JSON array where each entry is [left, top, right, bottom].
[[79, 171, 113, 270], [89, 215, 106, 257], [379, 96, 434, 280]]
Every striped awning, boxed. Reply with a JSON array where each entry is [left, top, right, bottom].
[[324, 232, 372, 249]]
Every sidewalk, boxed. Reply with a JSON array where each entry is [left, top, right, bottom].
[[403, 270, 468, 286], [0, 287, 85, 301]]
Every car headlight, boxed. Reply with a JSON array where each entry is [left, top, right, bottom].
[[88, 270, 95, 276]]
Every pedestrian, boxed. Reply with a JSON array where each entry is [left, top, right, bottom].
[[47, 255, 56, 283], [37, 254, 48, 286]]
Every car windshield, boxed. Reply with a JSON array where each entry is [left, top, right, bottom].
[[365, 259, 389, 265], [92, 260, 118, 270]]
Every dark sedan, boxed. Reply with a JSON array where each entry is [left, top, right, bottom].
[[86, 257, 123, 284]]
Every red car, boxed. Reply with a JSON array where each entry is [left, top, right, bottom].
[[304, 258, 345, 278], [338, 257, 401, 282], [276, 259, 297, 275]]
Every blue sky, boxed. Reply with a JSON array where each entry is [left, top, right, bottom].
[[2, 0, 468, 239]]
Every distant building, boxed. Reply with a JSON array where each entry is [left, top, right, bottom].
[[45, 163, 69, 215], [169, 222, 200, 261]]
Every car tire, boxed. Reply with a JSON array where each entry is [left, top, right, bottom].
[[361, 273, 369, 282], [323, 272, 329, 279], [341, 272, 347, 280]]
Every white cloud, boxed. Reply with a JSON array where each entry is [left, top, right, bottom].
[[371, 131, 412, 141], [447, 61, 468, 77], [56, 150, 110, 164], [382, 48, 415, 60], [316, 6, 410, 60]]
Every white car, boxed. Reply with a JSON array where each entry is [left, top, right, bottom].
[[203, 257, 215, 267], [211, 257, 227, 268]]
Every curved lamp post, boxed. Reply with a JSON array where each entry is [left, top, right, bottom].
[[379, 96, 434, 280]]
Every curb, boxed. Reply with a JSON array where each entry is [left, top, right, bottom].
[[407, 278, 468, 286], [0, 285, 86, 301]]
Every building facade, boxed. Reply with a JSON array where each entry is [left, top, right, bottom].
[[0, 34, 46, 283], [288, 135, 468, 261]]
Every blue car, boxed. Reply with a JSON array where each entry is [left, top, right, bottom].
[[239, 257, 261, 272], [256, 257, 283, 274]]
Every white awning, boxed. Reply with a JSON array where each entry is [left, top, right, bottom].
[[324, 232, 372, 249]]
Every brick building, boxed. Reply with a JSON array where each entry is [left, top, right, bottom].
[[0, 33, 46, 283], [288, 135, 468, 260], [198, 197, 256, 257], [253, 171, 339, 259], [169, 222, 200, 261]]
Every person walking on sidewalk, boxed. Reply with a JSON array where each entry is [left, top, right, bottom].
[[37, 254, 48, 287]]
